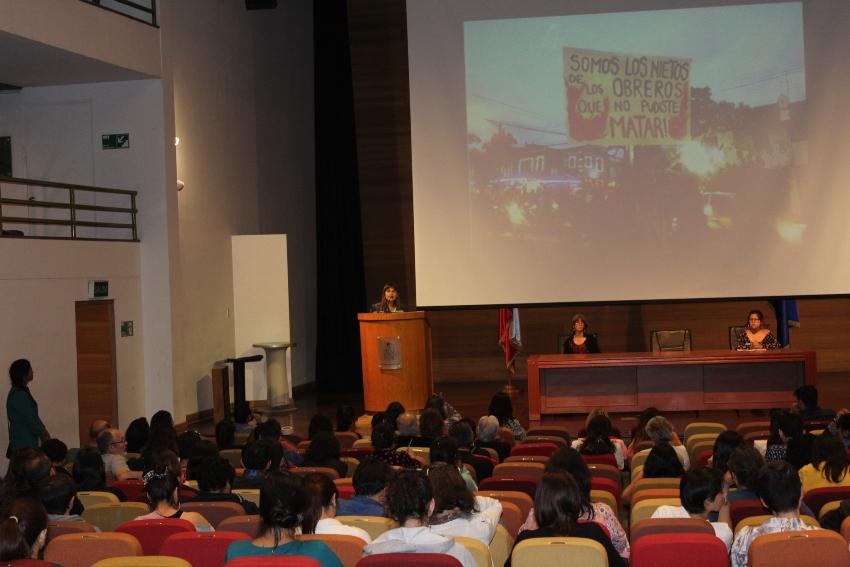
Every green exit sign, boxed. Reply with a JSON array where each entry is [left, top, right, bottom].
[[102, 133, 130, 149]]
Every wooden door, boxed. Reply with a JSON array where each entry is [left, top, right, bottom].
[[75, 300, 117, 446]]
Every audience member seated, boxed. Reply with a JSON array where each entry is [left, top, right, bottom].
[[710, 430, 745, 474], [234, 441, 274, 489], [645, 415, 690, 469], [449, 421, 494, 482], [730, 461, 820, 567], [224, 471, 342, 565], [394, 413, 431, 448], [307, 414, 335, 441], [0, 498, 50, 563], [37, 473, 94, 527], [336, 405, 361, 438], [507, 472, 625, 567], [651, 468, 733, 550], [370, 411, 392, 432], [793, 385, 836, 422], [370, 423, 422, 469], [192, 456, 259, 514], [73, 447, 127, 501], [519, 447, 630, 559], [177, 430, 202, 470], [2, 448, 83, 515], [185, 440, 220, 480], [475, 415, 512, 462], [215, 419, 238, 451], [425, 393, 462, 432], [623, 443, 686, 505], [336, 457, 392, 517], [833, 412, 850, 449], [627, 407, 659, 458], [233, 401, 258, 434], [87, 419, 111, 448], [727, 446, 765, 502], [134, 464, 212, 531], [139, 421, 180, 472], [488, 391, 526, 441], [575, 414, 626, 470], [151, 409, 175, 430], [124, 417, 150, 454], [385, 401, 406, 432], [426, 461, 501, 544], [419, 409, 448, 441], [256, 419, 301, 468], [41, 438, 71, 477], [766, 410, 805, 464], [301, 431, 347, 478], [97, 428, 143, 481], [302, 473, 372, 543], [430, 437, 477, 492], [141, 449, 199, 502], [363, 469, 475, 567], [798, 434, 850, 494]]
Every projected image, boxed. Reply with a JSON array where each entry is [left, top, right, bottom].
[[465, 3, 806, 250]]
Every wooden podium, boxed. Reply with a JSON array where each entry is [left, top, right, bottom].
[[358, 311, 433, 412]]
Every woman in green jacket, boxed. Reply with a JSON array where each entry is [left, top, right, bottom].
[[6, 359, 49, 457]]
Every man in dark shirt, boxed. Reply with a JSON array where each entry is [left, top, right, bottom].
[[233, 440, 273, 489], [336, 457, 390, 517], [794, 385, 836, 422], [192, 456, 258, 514]]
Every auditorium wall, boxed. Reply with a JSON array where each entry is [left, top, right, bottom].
[[348, 0, 850, 381]]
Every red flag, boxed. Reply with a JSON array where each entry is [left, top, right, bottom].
[[498, 308, 522, 374]]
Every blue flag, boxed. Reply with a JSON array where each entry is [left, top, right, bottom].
[[769, 299, 799, 347]]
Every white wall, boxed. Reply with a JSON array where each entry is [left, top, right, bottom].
[[0, 239, 144, 459]]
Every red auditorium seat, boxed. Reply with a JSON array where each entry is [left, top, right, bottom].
[[161, 531, 251, 567], [509, 443, 558, 458], [802, 486, 850, 517], [581, 453, 618, 468], [356, 554, 463, 567], [110, 479, 145, 501], [116, 518, 196, 555], [226, 557, 323, 567], [730, 498, 769, 530], [630, 533, 729, 567], [478, 476, 538, 498]]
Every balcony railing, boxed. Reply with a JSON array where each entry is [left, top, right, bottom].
[[0, 176, 138, 242], [80, 0, 158, 27]]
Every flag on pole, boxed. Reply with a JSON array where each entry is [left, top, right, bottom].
[[769, 298, 800, 347], [498, 308, 522, 374]]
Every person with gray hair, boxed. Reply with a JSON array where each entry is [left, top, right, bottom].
[[97, 428, 143, 481], [395, 413, 430, 448], [644, 416, 689, 469], [475, 415, 511, 462]]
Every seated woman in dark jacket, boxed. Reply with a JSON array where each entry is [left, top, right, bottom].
[[301, 432, 347, 478], [562, 314, 600, 354]]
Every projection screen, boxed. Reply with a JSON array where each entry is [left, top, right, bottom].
[[407, 0, 850, 307]]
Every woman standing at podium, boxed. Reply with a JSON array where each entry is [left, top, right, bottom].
[[562, 314, 600, 354], [736, 309, 779, 350], [370, 283, 405, 313]]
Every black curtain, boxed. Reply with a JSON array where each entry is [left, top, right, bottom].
[[314, 0, 367, 398]]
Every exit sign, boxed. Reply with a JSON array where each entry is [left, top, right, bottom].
[[102, 133, 130, 149]]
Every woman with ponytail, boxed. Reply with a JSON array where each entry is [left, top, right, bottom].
[[225, 471, 343, 566], [301, 473, 371, 543], [0, 498, 50, 563], [133, 464, 212, 531]]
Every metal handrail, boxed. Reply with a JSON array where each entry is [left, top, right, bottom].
[[0, 176, 138, 241], [80, 0, 158, 28]]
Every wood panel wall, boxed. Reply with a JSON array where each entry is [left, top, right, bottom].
[[348, 1, 850, 381]]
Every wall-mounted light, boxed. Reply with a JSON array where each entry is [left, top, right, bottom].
[[177, 179, 185, 191]]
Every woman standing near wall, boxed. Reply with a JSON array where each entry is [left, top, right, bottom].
[[6, 359, 49, 457]]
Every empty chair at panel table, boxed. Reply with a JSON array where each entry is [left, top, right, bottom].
[[77, 490, 121, 507], [478, 476, 537, 499], [298, 534, 366, 567], [630, 518, 715, 543], [44, 532, 143, 567], [217, 514, 262, 537], [475, 490, 533, 522], [161, 530, 252, 567], [509, 443, 557, 458], [92, 557, 192, 567], [180, 501, 245, 528], [116, 518, 196, 555], [802, 486, 850, 517], [82, 502, 151, 532], [355, 554, 462, 567], [454, 536, 493, 567], [650, 329, 691, 352], [510, 537, 608, 567], [630, 533, 729, 567], [492, 462, 545, 482], [747, 529, 850, 567], [335, 516, 397, 540]]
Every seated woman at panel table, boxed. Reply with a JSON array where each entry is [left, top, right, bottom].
[[736, 309, 780, 350], [562, 313, 600, 354]]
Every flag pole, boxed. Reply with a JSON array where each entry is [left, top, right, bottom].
[[499, 307, 523, 397]]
